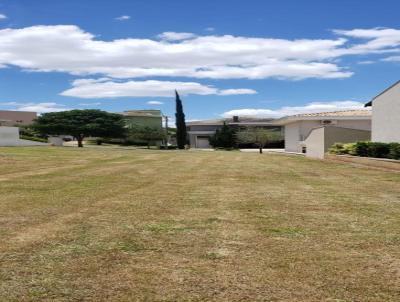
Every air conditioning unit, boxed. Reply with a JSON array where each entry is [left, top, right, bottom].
[[321, 120, 337, 125]]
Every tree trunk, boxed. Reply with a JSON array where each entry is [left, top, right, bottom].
[[75, 135, 84, 148]]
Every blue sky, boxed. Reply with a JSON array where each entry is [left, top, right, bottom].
[[0, 0, 399, 120]]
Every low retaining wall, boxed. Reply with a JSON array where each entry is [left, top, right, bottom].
[[325, 154, 400, 171]]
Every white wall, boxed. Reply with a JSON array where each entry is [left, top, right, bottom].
[[284, 119, 371, 153], [284, 123, 300, 152], [304, 126, 371, 159], [371, 83, 400, 143], [284, 120, 321, 152], [337, 119, 371, 131], [304, 127, 325, 159], [0, 126, 47, 147]]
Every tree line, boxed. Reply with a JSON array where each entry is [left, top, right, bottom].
[[30, 91, 188, 148]]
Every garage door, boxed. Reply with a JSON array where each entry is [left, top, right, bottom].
[[196, 136, 211, 148]]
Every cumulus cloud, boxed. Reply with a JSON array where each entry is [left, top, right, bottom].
[[0, 14, 7, 20], [147, 101, 164, 105], [115, 15, 130, 21], [60, 79, 257, 98], [0, 25, 398, 80], [221, 101, 368, 118], [158, 32, 197, 41]]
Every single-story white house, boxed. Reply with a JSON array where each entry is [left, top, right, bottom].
[[274, 110, 372, 158], [365, 80, 400, 143]]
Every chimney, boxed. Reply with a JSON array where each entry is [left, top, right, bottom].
[[233, 116, 239, 123]]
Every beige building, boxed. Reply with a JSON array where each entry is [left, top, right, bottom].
[[365, 80, 400, 143], [275, 110, 372, 158], [0, 110, 37, 126]]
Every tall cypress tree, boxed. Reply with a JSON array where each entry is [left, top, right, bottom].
[[175, 90, 187, 149]]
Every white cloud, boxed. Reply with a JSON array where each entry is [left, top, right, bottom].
[[0, 25, 398, 80], [147, 101, 164, 105], [115, 15, 130, 21], [357, 60, 375, 65], [78, 102, 101, 106], [158, 32, 197, 41], [0, 14, 7, 20], [14, 102, 69, 113], [218, 89, 257, 95], [221, 101, 367, 118], [333, 28, 400, 54], [205, 27, 215, 32], [60, 79, 257, 98], [382, 56, 400, 62]]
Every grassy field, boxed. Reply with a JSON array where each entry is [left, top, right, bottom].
[[0, 147, 400, 301]]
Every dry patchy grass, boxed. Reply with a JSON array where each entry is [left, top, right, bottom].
[[0, 147, 400, 301]]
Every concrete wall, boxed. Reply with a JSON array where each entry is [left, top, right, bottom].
[[304, 126, 371, 159], [284, 123, 301, 152], [0, 110, 37, 126], [285, 119, 371, 153], [303, 127, 325, 158], [285, 120, 327, 152], [371, 83, 400, 143], [337, 119, 371, 131], [48, 136, 64, 146], [0, 126, 47, 147]]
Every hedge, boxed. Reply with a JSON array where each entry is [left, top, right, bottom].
[[329, 141, 400, 160]]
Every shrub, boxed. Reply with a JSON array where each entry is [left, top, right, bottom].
[[329, 143, 346, 154], [329, 142, 356, 155], [389, 143, 400, 160], [352, 141, 370, 157], [329, 141, 400, 160], [209, 122, 236, 149], [367, 142, 391, 158]]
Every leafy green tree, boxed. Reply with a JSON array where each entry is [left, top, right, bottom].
[[126, 125, 165, 148], [209, 122, 236, 149], [175, 90, 187, 149], [236, 127, 282, 154], [32, 109, 126, 147]]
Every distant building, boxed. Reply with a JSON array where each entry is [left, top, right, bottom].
[[0, 110, 37, 126], [187, 116, 282, 148], [121, 110, 163, 129], [274, 110, 372, 158], [365, 80, 400, 143]]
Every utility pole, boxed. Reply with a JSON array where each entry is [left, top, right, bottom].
[[163, 115, 169, 147]]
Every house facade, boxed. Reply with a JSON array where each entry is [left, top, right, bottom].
[[365, 80, 400, 143], [0, 110, 37, 126], [274, 110, 372, 157], [121, 110, 163, 129], [187, 116, 282, 148]]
